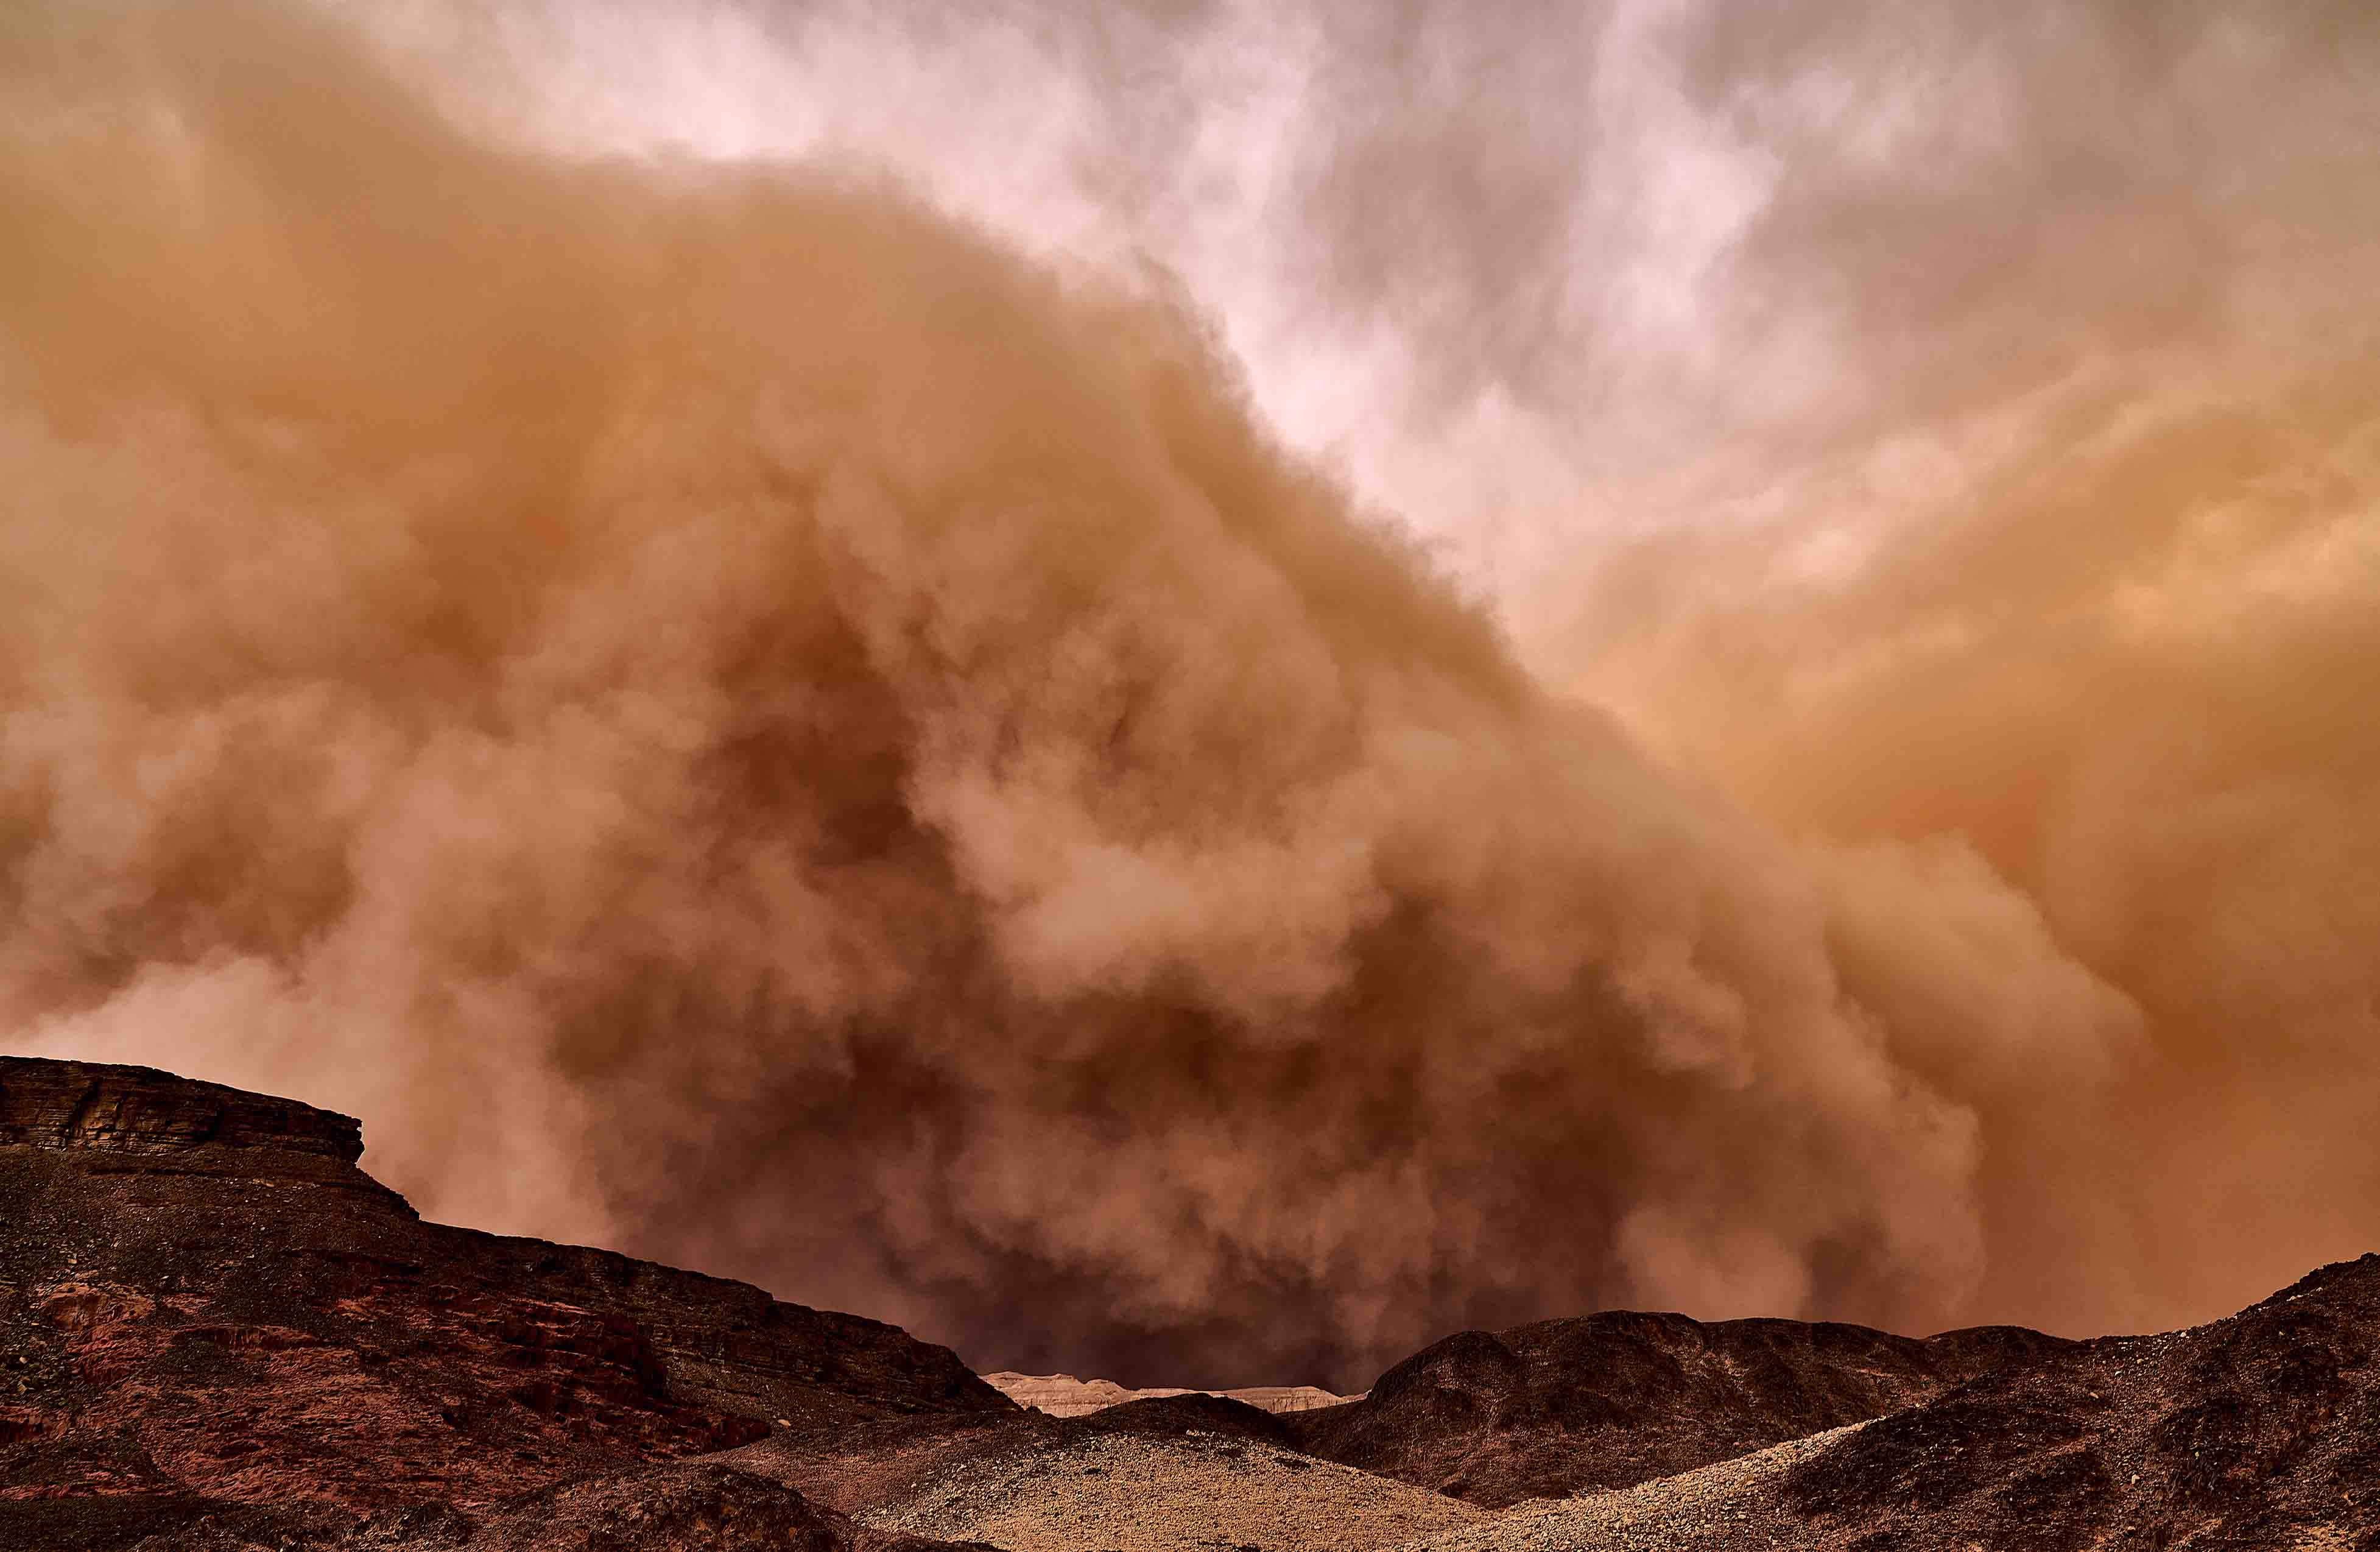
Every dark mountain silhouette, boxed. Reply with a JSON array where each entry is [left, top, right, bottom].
[[1767, 1252, 2380, 1551], [1388, 1252, 2380, 1550], [1282, 1309, 2071, 1506], [0, 1056, 999, 1551]]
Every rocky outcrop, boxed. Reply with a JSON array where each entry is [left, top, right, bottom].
[[333, 1459, 991, 1552], [1283, 1308, 2071, 1506], [1772, 1253, 2380, 1550], [1385, 1255, 2380, 1551], [0, 1056, 1005, 1551], [0, 1056, 363, 1160]]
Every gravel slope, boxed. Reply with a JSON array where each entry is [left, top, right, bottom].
[[1376, 1424, 1865, 1552], [861, 1428, 1480, 1551]]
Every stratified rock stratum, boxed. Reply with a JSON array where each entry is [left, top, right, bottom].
[[0, 1059, 370, 1159], [0, 1055, 999, 1551]]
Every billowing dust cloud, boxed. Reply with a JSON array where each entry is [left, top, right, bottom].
[[0, 2, 2368, 1389], [1537, 1, 2380, 1346]]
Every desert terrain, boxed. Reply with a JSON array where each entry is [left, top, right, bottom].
[[5, 1056, 2376, 1551], [9, 3, 2378, 1548]]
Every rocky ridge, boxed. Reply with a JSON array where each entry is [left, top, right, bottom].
[[1367, 1255, 2380, 1551], [0, 1060, 367, 1160], [9, 1054, 2380, 1551], [1278, 1308, 2065, 1506], [0, 1056, 1002, 1552]]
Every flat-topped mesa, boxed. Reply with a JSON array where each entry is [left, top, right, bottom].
[[982, 1370, 1361, 1418], [0, 1054, 364, 1161]]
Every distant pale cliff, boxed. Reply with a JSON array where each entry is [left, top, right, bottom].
[[981, 1370, 1361, 1417]]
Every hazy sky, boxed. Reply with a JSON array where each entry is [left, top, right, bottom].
[[4, 0, 2375, 1389]]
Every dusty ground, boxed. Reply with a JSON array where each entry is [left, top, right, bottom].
[[1378, 1424, 1864, 1552], [16, 1058, 2380, 1551], [861, 1428, 1480, 1552]]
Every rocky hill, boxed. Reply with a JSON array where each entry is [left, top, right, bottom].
[[1765, 1252, 2380, 1551], [1378, 1252, 2380, 1551], [8, 1054, 2377, 1551], [0, 1056, 1002, 1551], [1281, 1307, 2068, 1506]]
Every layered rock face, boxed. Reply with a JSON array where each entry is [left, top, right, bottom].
[[0, 1059, 367, 1159], [0, 1056, 1001, 1551]]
